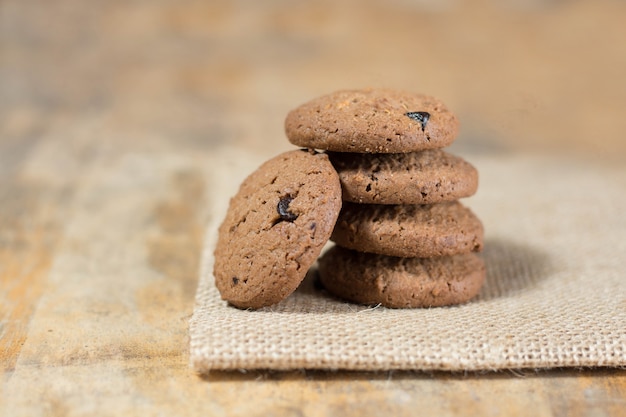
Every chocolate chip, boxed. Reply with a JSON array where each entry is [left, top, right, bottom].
[[232, 277, 239, 285], [277, 196, 298, 222], [405, 112, 430, 131]]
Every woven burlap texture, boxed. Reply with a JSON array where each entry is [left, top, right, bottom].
[[190, 150, 626, 372]]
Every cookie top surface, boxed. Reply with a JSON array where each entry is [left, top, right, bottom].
[[285, 89, 459, 153], [213, 149, 342, 309], [318, 246, 486, 308], [328, 150, 478, 204], [331, 201, 483, 258]]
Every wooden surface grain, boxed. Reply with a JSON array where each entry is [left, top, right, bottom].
[[1, 0, 625, 415]]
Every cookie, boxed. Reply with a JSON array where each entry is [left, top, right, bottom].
[[285, 89, 459, 153], [318, 246, 486, 308], [214, 149, 342, 309], [331, 201, 483, 258], [328, 149, 478, 204]]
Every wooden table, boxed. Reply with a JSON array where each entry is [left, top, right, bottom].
[[2, 0, 625, 415]]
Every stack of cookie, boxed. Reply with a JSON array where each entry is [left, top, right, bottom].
[[285, 89, 485, 308]]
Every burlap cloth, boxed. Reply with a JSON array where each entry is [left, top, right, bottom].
[[189, 149, 626, 372]]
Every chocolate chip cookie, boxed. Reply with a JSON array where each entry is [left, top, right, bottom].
[[318, 245, 486, 308], [285, 89, 459, 153], [214, 149, 342, 309], [331, 201, 483, 258], [328, 149, 478, 204]]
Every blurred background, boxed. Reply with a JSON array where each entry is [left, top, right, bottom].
[[2, 0, 626, 164]]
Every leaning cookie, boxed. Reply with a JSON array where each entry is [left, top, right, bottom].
[[318, 246, 486, 308], [331, 201, 483, 258], [214, 149, 342, 309], [328, 149, 478, 204], [285, 89, 459, 153]]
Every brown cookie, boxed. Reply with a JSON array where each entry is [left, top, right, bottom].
[[328, 149, 478, 204], [284, 89, 459, 153], [318, 246, 486, 308], [331, 201, 483, 258], [214, 149, 342, 309]]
